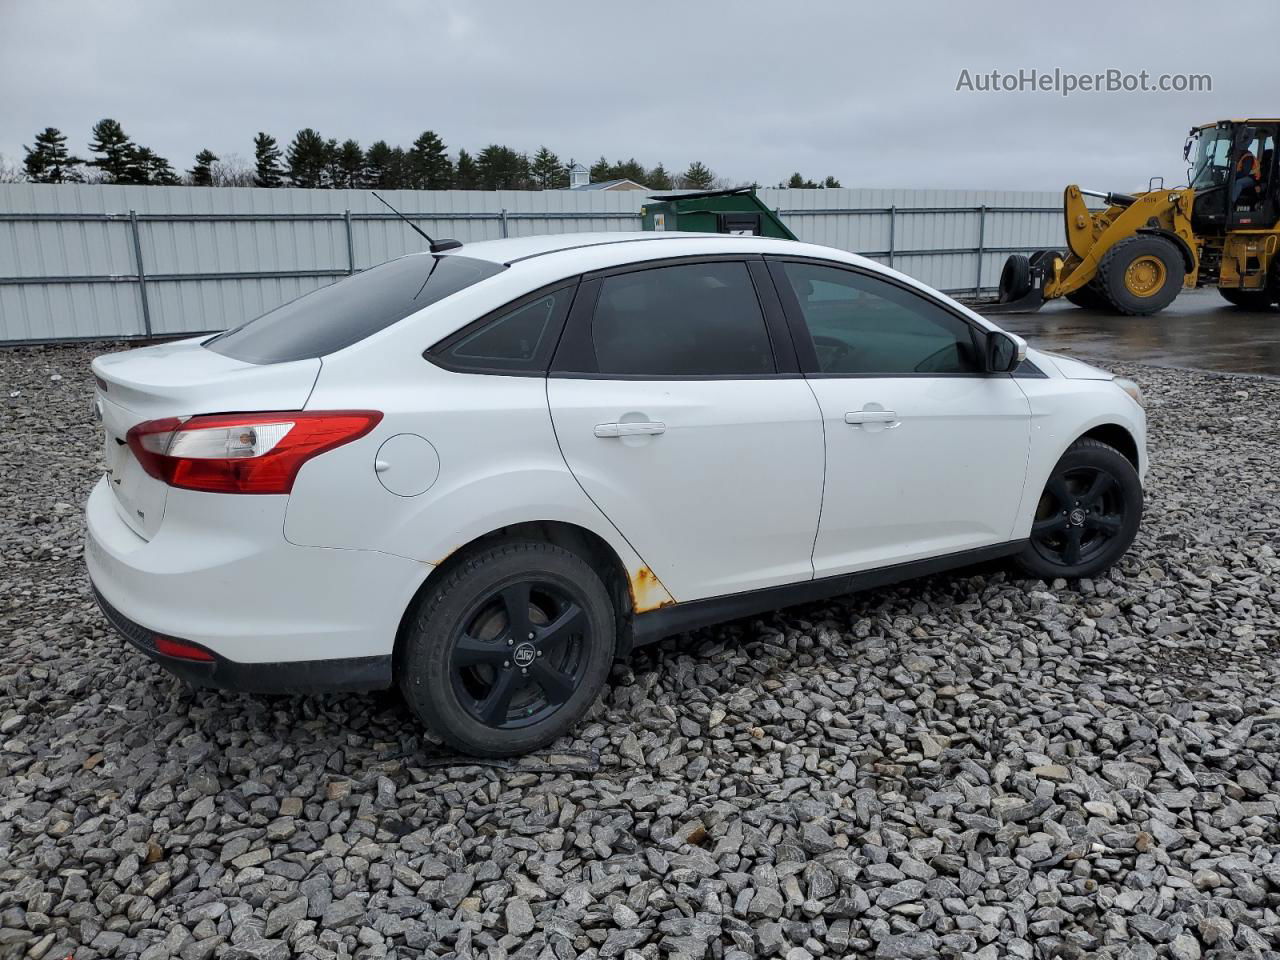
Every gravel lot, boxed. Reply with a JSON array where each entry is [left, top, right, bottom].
[[2, 343, 1279, 960]]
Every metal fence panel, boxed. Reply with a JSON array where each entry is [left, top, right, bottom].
[[0, 183, 1079, 343]]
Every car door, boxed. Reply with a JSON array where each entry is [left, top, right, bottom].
[[767, 258, 1031, 578], [547, 256, 825, 602]]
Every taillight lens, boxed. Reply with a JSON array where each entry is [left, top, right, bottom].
[[126, 411, 382, 494]]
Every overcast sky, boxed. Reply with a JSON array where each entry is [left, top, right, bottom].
[[1, 0, 1271, 192]]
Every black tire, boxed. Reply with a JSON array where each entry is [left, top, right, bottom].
[[399, 541, 616, 757], [1096, 236, 1184, 316], [1219, 286, 1278, 310], [1065, 282, 1108, 310], [1015, 438, 1142, 580], [998, 254, 1032, 303]]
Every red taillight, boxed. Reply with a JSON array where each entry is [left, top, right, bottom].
[[154, 636, 216, 662], [126, 410, 382, 495]]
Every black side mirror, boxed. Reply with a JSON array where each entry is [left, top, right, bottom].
[[986, 331, 1025, 373]]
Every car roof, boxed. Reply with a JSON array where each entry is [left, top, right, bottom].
[[434, 231, 1003, 335], [445, 231, 797, 267], [344, 230, 1006, 362]]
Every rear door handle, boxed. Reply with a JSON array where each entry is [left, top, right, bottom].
[[845, 410, 900, 425], [594, 421, 667, 438]]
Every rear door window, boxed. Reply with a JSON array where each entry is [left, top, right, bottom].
[[206, 254, 505, 364], [589, 261, 775, 376]]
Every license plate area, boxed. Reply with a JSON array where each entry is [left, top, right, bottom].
[[98, 393, 168, 540]]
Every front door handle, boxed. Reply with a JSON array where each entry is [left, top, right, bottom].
[[594, 421, 667, 438], [845, 410, 900, 426]]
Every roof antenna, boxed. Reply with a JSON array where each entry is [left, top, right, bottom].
[[371, 192, 462, 253]]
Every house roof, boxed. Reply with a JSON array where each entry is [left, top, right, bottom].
[[571, 178, 648, 191]]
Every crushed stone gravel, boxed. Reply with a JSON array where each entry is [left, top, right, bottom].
[[1, 343, 1279, 959]]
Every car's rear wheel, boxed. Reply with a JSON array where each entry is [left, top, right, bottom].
[[399, 541, 615, 756], [1015, 438, 1142, 579]]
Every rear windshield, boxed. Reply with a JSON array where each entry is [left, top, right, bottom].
[[205, 253, 506, 363]]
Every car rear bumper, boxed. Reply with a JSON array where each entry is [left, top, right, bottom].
[[85, 477, 430, 692], [92, 584, 393, 692]]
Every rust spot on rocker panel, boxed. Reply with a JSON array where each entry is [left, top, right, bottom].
[[628, 566, 676, 613]]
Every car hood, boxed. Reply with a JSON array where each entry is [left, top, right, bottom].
[[1031, 349, 1115, 381]]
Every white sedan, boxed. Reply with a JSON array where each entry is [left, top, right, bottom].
[[86, 232, 1146, 755]]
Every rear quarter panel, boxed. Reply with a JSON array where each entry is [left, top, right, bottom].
[[285, 355, 666, 604]]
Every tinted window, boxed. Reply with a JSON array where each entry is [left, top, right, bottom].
[[207, 254, 505, 364], [434, 287, 572, 373], [591, 262, 774, 376], [779, 262, 981, 375]]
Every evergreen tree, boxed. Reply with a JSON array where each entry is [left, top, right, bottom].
[[130, 147, 179, 185], [286, 128, 328, 188], [476, 145, 527, 189], [87, 118, 136, 183], [454, 149, 479, 189], [646, 163, 673, 191], [589, 156, 612, 182], [335, 139, 365, 188], [785, 172, 819, 188], [823, 175, 842, 188], [529, 146, 563, 189], [322, 138, 343, 188], [364, 140, 395, 188], [23, 127, 84, 183], [387, 147, 410, 189], [408, 130, 452, 189], [613, 158, 647, 184], [680, 161, 715, 189], [189, 149, 218, 186], [253, 133, 283, 187]]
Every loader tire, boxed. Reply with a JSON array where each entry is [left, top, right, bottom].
[[1218, 258, 1280, 310], [998, 255, 1032, 303], [1219, 287, 1278, 310], [1096, 236, 1184, 316], [1065, 283, 1108, 310]]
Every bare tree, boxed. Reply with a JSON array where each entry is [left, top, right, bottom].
[[210, 153, 256, 187], [0, 153, 27, 183]]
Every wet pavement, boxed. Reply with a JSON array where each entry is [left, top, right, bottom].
[[989, 289, 1280, 378]]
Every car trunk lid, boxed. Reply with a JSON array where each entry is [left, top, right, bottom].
[[92, 337, 321, 540]]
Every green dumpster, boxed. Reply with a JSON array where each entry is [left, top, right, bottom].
[[640, 187, 796, 240]]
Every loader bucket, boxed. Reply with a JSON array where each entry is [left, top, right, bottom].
[[980, 251, 1054, 314]]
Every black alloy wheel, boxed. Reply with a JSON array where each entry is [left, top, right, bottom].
[[449, 578, 588, 729], [399, 540, 615, 757], [1015, 438, 1142, 579], [1030, 466, 1125, 567]]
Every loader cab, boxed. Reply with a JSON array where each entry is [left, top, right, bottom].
[[1188, 121, 1280, 232]]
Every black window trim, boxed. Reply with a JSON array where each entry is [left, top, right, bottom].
[[425, 278, 581, 377], [763, 255, 1009, 380], [550, 254, 803, 381]]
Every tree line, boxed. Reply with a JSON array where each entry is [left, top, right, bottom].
[[15, 119, 841, 191]]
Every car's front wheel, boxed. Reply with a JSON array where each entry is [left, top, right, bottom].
[[399, 541, 615, 757], [1016, 438, 1142, 579]]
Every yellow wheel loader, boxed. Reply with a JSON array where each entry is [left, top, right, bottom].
[[989, 119, 1280, 315]]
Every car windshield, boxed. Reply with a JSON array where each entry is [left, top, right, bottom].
[[206, 253, 506, 364], [1188, 127, 1233, 190]]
